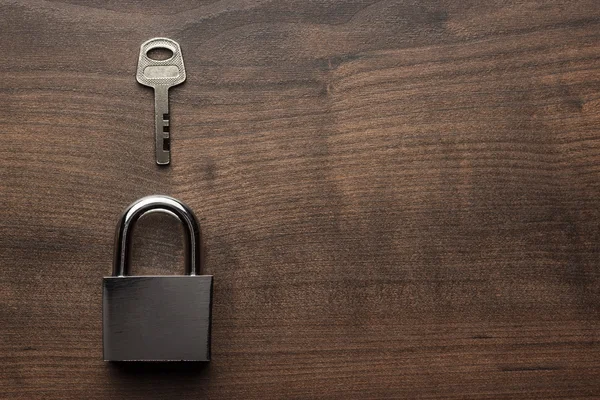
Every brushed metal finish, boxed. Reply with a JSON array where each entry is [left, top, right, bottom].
[[103, 276, 212, 361], [103, 196, 212, 362]]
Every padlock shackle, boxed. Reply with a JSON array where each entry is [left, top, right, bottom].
[[113, 195, 202, 277]]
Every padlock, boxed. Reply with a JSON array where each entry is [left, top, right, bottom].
[[103, 195, 213, 361]]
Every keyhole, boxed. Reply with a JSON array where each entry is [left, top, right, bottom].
[[146, 47, 173, 61]]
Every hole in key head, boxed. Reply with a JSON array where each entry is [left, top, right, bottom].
[[146, 47, 173, 61]]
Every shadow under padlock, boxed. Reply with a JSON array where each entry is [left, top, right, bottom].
[[103, 195, 213, 362], [106, 360, 210, 396]]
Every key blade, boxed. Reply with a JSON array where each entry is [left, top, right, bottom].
[[154, 85, 171, 165]]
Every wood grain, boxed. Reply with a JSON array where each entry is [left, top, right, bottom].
[[1, 0, 600, 398]]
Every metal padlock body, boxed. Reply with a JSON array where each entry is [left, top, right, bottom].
[[103, 196, 212, 362]]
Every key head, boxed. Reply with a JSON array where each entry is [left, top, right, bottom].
[[137, 38, 186, 89]]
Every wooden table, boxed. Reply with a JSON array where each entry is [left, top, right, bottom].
[[1, 1, 599, 398]]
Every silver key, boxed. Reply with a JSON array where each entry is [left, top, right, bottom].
[[136, 38, 186, 165]]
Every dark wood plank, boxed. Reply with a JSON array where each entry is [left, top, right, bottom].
[[1, 0, 600, 398]]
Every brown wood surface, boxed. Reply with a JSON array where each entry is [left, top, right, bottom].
[[1, 0, 600, 398]]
